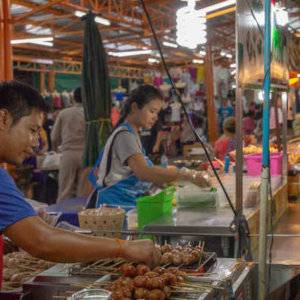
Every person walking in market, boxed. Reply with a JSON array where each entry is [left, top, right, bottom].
[[0, 81, 161, 288], [51, 87, 86, 202], [217, 97, 234, 134]]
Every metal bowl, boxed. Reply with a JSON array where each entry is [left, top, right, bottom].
[[70, 288, 111, 300]]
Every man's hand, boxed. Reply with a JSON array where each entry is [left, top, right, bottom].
[[122, 240, 161, 268]]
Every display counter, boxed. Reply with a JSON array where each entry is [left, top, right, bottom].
[[18, 258, 255, 300], [144, 174, 288, 258]]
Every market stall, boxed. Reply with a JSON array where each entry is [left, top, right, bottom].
[[0, 242, 255, 300]]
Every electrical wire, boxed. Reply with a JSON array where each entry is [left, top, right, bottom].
[[139, 0, 237, 216], [243, 0, 264, 37]]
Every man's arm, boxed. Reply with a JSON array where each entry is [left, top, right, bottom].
[[4, 216, 160, 266]]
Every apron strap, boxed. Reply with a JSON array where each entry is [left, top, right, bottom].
[[103, 129, 128, 187]]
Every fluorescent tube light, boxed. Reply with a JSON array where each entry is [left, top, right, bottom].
[[199, 50, 206, 56], [36, 58, 54, 65], [74, 10, 111, 26], [200, 0, 236, 15], [35, 41, 53, 47], [230, 63, 236, 68], [192, 59, 204, 64], [162, 41, 178, 48], [11, 37, 53, 44], [95, 16, 111, 26], [74, 10, 85, 17], [108, 50, 152, 57], [148, 58, 159, 64]]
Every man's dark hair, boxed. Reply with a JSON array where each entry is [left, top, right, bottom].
[[0, 80, 48, 123], [74, 87, 82, 103]]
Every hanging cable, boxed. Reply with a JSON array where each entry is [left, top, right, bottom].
[[139, 0, 237, 216]]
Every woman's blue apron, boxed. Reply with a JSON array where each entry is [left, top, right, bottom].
[[87, 122, 153, 209]]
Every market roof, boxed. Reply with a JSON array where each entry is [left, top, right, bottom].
[[10, 0, 300, 75]]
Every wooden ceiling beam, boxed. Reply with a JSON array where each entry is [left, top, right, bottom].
[[59, 1, 142, 29], [13, 0, 66, 21], [12, 0, 63, 17]]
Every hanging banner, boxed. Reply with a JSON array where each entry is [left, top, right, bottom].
[[237, 0, 289, 87]]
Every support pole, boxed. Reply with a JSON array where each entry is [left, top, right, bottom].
[[48, 69, 55, 92], [235, 1, 243, 215], [40, 65, 46, 92], [258, 0, 271, 299], [204, 44, 217, 144], [0, 0, 13, 81]]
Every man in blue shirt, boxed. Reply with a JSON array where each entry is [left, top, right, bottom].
[[0, 81, 160, 279], [218, 98, 234, 133]]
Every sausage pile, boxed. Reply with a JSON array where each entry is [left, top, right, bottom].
[[2, 251, 55, 290], [160, 244, 203, 266], [109, 263, 185, 300]]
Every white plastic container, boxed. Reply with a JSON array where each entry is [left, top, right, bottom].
[[126, 209, 137, 230]]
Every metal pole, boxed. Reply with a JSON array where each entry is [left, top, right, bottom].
[[235, 0, 243, 215], [282, 92, 288, 183], [258, 0, 271, 299], [204, 44, 218, 144], [1, 0, 13, 80]]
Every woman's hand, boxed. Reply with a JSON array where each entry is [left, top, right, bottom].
[[191, 171, 211, 188], [178, 168, 211, 187]]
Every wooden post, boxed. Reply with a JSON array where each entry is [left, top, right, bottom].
[[48, 69, 55, 92], [0, 0, 13, 81], [204, 44, 217, 143], [40, 65, 46, 92]]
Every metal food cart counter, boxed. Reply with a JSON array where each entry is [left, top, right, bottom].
[[144, 174, 288, 258]]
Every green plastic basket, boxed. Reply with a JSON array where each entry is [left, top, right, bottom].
[[137, 186, 175, 229]]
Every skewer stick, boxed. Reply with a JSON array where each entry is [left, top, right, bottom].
[[175, 282, 224, 290]]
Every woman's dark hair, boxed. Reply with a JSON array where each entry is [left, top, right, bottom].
[[245, 111, 255, 118], [0, 80, 48, 124], [116, 84, 163, 127]]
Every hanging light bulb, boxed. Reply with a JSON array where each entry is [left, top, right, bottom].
[[176, 0, 207, 49]]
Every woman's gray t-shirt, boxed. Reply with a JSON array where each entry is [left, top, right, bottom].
[[104, 130, 143, 186]]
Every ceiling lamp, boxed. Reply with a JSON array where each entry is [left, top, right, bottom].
[[162, 41, 178, 48], [192, 59, 204, 64], [176, 0, 207, 49], [108, 50, 152, 57], [74, 10, 111, 26], [148, 58, 159, 64], [199, 0, 236, 14], [11, 37, 54, 47]]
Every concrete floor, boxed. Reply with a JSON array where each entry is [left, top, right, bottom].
[[271, 202, 300, 264]]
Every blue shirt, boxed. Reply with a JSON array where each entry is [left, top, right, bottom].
[[0, 168, 36, 232], [218, 106, 234, 122]]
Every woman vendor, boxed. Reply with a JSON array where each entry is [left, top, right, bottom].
[[89, 85, 211, 208]]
